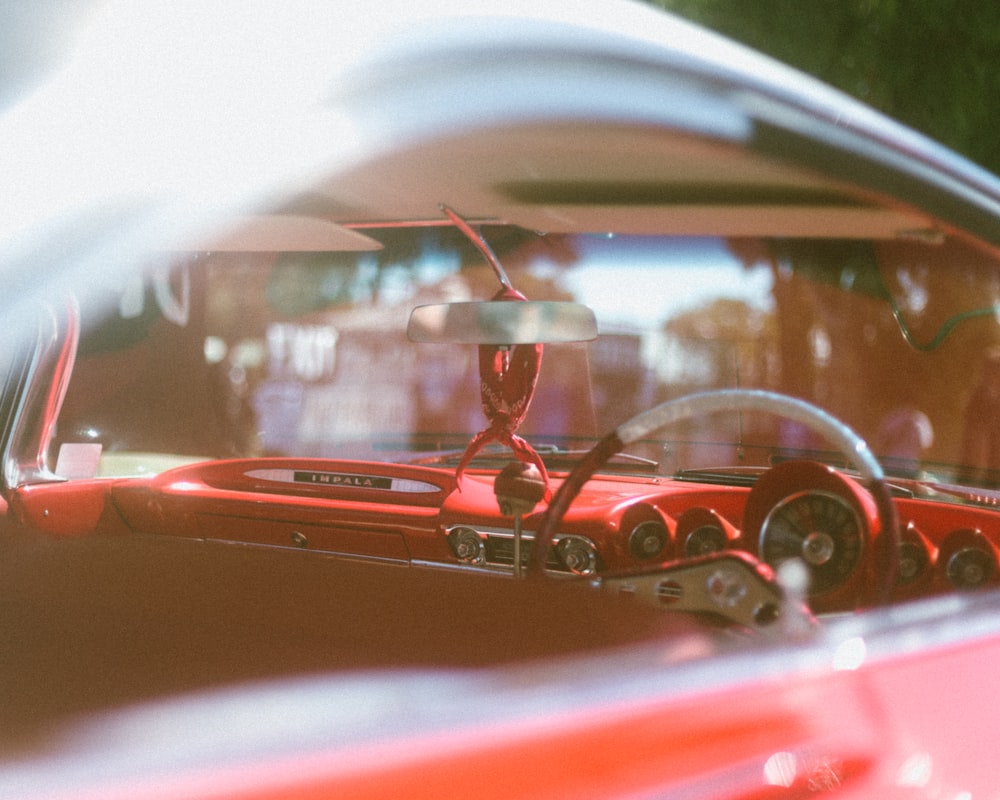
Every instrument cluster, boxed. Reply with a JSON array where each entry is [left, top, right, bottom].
[[441, 460, 1000, 613]]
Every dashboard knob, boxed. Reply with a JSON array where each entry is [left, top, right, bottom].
[[494, 461, 546, 517]]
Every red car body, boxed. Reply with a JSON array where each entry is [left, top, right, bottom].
[[2, 2, 1000, 798]]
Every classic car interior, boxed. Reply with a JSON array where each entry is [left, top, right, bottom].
[[5, 203, 1000, 738], [4, 27, 1000, 779]]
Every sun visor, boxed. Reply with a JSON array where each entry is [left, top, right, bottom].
[[189, 215, 383, 252]]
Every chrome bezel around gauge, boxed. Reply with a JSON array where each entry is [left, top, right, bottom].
[[759, 489, 864, 595], [443, 525, 599, 575]]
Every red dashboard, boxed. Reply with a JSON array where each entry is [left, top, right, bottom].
[[9, 458, 1000, 617]]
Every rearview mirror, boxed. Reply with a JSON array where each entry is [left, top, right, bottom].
[[407, 301, 598, 345]]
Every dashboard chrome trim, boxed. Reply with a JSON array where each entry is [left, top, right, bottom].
[[245, 468, 441, 494]]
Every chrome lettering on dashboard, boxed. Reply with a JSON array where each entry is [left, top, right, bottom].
[[293, 471, 392, 490], [244, 468, 441, 494]]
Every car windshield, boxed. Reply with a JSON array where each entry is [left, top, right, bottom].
[[51, 226, 1000, 491]]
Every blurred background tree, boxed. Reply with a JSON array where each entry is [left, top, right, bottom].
[[651, 0, 1000, 175]]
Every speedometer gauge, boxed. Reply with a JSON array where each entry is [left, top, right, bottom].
[[759, 490, 863, 594]]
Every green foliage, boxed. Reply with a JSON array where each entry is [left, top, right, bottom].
[[651, 0, 1000, 175]]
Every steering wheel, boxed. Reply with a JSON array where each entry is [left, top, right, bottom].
[[528, 389, 899, 608]]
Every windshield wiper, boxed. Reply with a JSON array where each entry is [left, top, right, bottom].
[[673, 467, 763, 488], [406, 442, 659, 471], [532, 443, 659, 471]]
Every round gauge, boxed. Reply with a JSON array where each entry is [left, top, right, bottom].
[[945, 547, 995, 589], [896, 540, 930, 585], [759, 490, 863, 595], [556, 536, 598, 576], [684, 524, 727, 557], [676, 507, 735, 559], [628, 520, 669, 560]]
